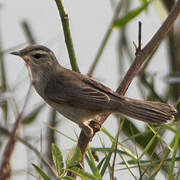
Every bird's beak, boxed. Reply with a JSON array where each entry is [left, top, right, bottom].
[[10, 51, 21, 56], [10, 51, 30, 64]]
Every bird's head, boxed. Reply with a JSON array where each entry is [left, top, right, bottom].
[[11, 45, 60, 82], [11, 45, 58, 68]]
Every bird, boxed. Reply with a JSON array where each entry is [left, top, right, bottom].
[[11, 45, 177, 137]]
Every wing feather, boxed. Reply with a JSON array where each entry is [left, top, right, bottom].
[[44, 69, 116, 110]]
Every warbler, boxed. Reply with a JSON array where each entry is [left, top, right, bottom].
[[11, 45, 177, 137]]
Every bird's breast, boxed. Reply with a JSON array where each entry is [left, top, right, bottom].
[[45, 99, 99, 125]]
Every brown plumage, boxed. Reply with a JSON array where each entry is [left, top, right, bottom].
[[11, 45, 177, 137]]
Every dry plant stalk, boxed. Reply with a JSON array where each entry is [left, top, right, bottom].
[[0, 85, 32, 180], [78, 0, 180, 162]]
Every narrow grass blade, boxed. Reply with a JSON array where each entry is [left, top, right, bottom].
[[138, 128, 159, 160], [113, 2, 149, 28], [21, 21, 36, 44], [46, 124, 76, 142], [100, 152, 113, 177], [91, 147, 127, 156], [21, 104, 45, 125], [63, 177, 76, 180], [86, 149, 102, 179], [118, 151, 137, 180], [68, 168, 99, 180], [168, 125, 180, 179], [175, 96, 180, 107], [122, 118, 159, 159], [101, 127, 137, 159], [97, 157, 106, 170], [32, 163, 51, 180]]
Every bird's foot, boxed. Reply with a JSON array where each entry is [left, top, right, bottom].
[[80, 120, 101, 139], [80, 121, 94, 139], [89, 120, 101, 133]]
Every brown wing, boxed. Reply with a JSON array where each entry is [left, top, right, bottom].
[[44, 68, 119, 110]]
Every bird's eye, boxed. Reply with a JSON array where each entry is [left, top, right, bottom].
[[32, 53, 43, 59]]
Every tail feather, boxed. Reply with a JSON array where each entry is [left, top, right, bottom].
[[119, 98, 177, 124]]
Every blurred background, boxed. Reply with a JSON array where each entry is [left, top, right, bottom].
[[0, 0, 180, 179]]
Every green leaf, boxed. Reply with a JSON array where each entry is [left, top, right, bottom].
[[113, 2, 149, 28], [168, 125, 180, 179], [150, 138, 175, 177], [86, 149, 102, 179], [21, 21, 36, 44], [32, 163, 51, 180], [97, 157, 106, 170], [47, 124, 77, 142], [101, 127, 137, 159], [140, 0, 148, 4], [68, 167, 99, 180], [121, 118, 159, 159], [138, 128, 160, 160], [21, 104, 45, 125], [0, 48, 8, 123], [66, 146, 82, 168], [63, 177, 76, 180], [51, 143, 64, 177], [100, 152, 113, 177], [175, 96, 180, 107], [91, 147, 127, 155]]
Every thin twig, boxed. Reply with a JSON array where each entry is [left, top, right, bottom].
[[138, 21, 142, 52], [117, 0, 180, 95], [0, 84, 32, 180], [111, 118, 124, 180], [78, 0, 180, 163], [0, 26, 8, 124], [54, 0, 80, 72], [0, 126, 56, 177]]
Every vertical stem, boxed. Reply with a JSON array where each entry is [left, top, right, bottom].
[[21, 21, 36, 44], [88, 1, 123, 76], [54, 0, 80, 72], [0, 12, 8, 124]]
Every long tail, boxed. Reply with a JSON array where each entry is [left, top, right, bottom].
[[118, 97, 177, 124]]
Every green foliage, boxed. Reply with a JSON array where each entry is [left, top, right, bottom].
[[175, 96, 180, 107], [113, 2, 149, 28], [68, 167, 100, 180], [101, 127, 137, 159], [52, 143, 65, 177], [140, 0, 148, 4], [168, 125, 180, 179], [62, 177, 76, 180], [100, 151, 112, 177], [86, 149, 102, 179], [33, 144, 102, 179], [119, 118, 159, 157], [32, 163, 51, 180], [66, 146, 82, 168], [21, 104, 45, 125]]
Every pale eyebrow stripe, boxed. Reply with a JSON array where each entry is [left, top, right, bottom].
[[20, 45, 51, 55], [30, 50, 48, 55]]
